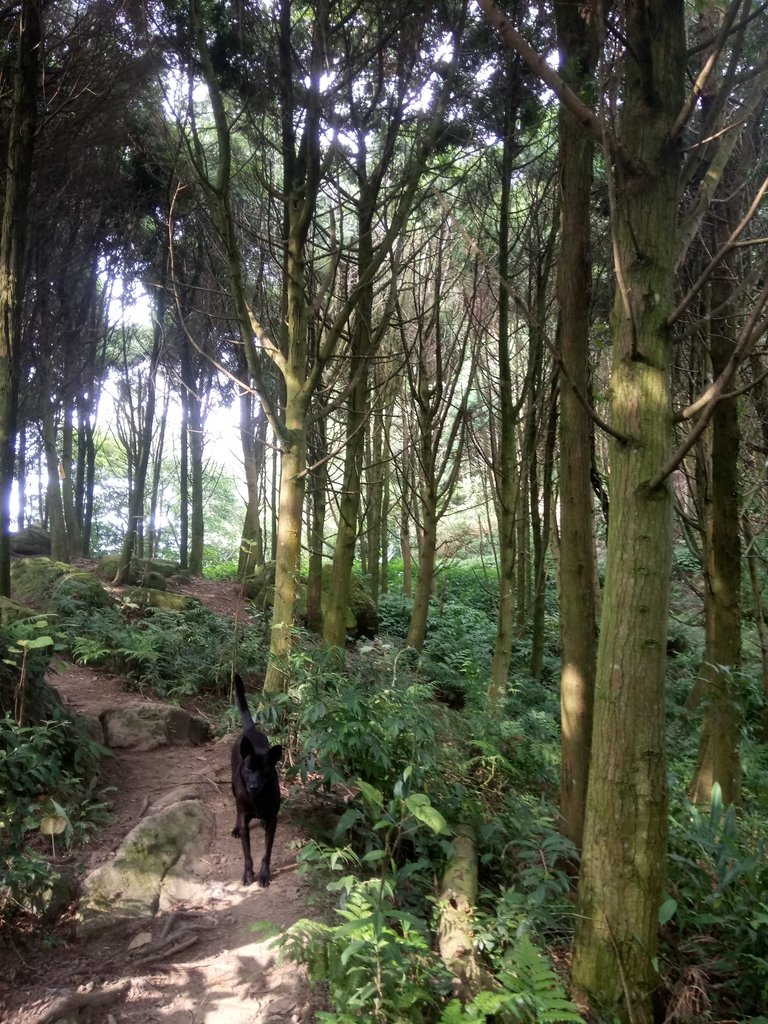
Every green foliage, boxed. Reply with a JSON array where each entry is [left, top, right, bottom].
[[278, 771, 453, 1024], [0, 714, 109, 924], [60, 601, 267, 699], [285, 648, 439, 791], [439, 934, 580, 1023], [203, 560, 240, 580], [377, 592, 413, 638], [421, 602, 496, 694], [665, 785, 768, 1010]]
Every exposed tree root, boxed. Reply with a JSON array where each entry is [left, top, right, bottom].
[[28, 979, 130, 1024]]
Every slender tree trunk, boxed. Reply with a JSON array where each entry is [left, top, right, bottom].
[[306, 417, 326, 630], [689, 204, 741, 806], [324, 372, 368, 647], [179, 388, 189, 570], [406, 497, 437, 651], [188, 391, 205, 576], [81, 417, 96, 557], [61, 404, 82, 558], [264, 391, 308, 691], [148, 387, 168, 560], [238, 383, 266, 578], [367, 407, 385, 605], [0, 0, 41, 595], [489, 51, 521, 697], [571, 5, 685, 1019], [41, 408, 68, 562], [530, 382, 556, 680], [114, 292, 165, 585], [554, 0, 599, 850], [16, 424, 26, 531]]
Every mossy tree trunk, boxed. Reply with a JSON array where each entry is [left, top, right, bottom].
[[554, 0, 599, 850], [570, 3, 685, 1018]]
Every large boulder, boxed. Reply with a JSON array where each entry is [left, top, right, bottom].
[[95, 555, 179, 588], [77, 795, 213, 934], [100, 705, 211, 751], [10, 557, 111, 612], [0, 595, 40, 626], [123, 586, 200, 611], [10, 524, 51, 556]]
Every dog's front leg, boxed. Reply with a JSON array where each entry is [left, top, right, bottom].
[[258, 816, 278, 887], [235, 813, 255, 885]]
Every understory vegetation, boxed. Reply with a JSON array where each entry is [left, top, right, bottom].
[[2, 554, 768, 1024]]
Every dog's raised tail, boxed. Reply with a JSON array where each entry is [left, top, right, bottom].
[[233, 673, 255, 730]]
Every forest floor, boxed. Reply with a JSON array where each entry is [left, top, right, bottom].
[[0, 575, 328, 1024]]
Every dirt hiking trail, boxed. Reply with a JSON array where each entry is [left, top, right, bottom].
[[0, 579, 325, 1024]]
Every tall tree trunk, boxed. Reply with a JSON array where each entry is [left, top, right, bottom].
[[61, 404, 82, 558], [324, 371, 368, 647], [114, 292, 165, 585], [530, 381, 556, 681], [147, 386, 168, 560], [367, 406, 385, 605], [571, 4, 685, 1019], [689, 201, 741, 806], [188, 389, 205, 576], [41, 408, 68, 562], [16, 424, 26, 531], [489, 48, 521, 697], [238, 382, 266, 578], [81, 414, 96, 557], [0, 0, 41, 595], [264, 390, 308, 692], [179, 387, 189, 570], [406, 496, 437, 652], [306, 417, 326, 631], [554, 0, 599, 850]]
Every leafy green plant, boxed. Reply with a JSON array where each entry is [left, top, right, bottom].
[[665, 785, 768, 1010], [0, 714, 109, 925], [439, 933, 581, 1023], [278, 770, 452, 1024], [289, 656, 439, 791]]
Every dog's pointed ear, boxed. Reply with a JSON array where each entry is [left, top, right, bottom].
[[268, 744, 283, 766], [240, 735, 255, 759]]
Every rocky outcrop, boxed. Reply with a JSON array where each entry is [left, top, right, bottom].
[[78, 792, 214, 934], [11, 557, 111, 612], [100, 705, 211, 751]]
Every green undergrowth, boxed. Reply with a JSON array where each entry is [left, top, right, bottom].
[[0, 620, 110, 930]]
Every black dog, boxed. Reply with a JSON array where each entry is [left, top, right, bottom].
[[231, 673, 282, 886]]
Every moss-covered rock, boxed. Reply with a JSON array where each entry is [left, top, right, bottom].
[[50, 571, 114, 613], [100, 705, 211, 750], [123, 587, 200, 611], [10, 557, 110, 612], [0, 595, 40, 626], [240, 561, 274, 604], [10, 524, 51, 556], [77, 797, 213, 934], [95, 555, 179, 586]]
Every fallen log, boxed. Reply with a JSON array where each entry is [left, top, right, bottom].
[[437, 830, 481, 998]]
